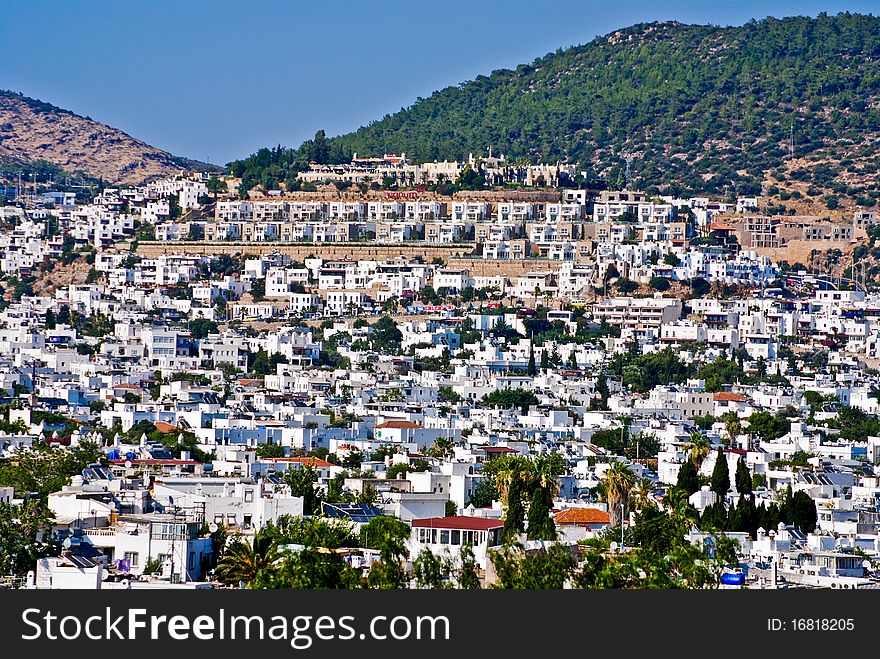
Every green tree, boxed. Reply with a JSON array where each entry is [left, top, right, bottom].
[[187, 319, 218, 340], [213, 529, 280, 586], [167, 193, 181, 220], [0, 498, 55, 576], [255, 443, 286, 459], [502, 474, 526, 542], [489, 543, 574, 589], [526, 485, 556, 540], [746, 411, 790, 442], [206, 177, 226, 202], [734, 458, 752, 496], [371, 316, 403, 353], [0, 441, 104, 498], [788, 490, 818, 533], [467, 478, 498, 508], [412, 548, 452, 589], [250, 278, 266, 301], [361, 516, 411, 590], [360, 516, 410, 563], [457, 543, 482, 589], [482, 389, 539, 415], [649, 276, 670, 291], [710, 449, 730, 499], [283, 465, 321, 515], [676, 459, 700, 496], [269, 515, 359, 549], [603, 461, 637, 528]]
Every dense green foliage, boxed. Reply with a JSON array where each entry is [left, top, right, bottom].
[[0, 499, 56, 576], [710, 449, 731, 498], [481, 388, 539, 413], [231, 14, 880, 203], [0, 441, 104, 498]]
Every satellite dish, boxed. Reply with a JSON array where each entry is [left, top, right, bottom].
[[63, 538, 72, 549], [209, 523, 219, 533], [863, 559, 873, 570], [124, 460, 132, 469]]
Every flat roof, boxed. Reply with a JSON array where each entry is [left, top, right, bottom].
[[412, 516, 504, 531]]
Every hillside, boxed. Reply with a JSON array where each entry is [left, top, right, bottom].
[[231, 13, 880, 211], [0, 91, 211, 186]]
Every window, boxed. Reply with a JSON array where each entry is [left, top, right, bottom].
[[214, 514, 224, 525], [440, 530, 450, 545], [124, 551, 139, 567], [244, 490, 254, 503], [243, 514, 252, 529], [226, 513, 237, 526], [451, 530, 461, 545]]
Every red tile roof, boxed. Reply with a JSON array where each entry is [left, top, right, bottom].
[[154, 421, 180, 433], [412, 516, 504, 531], [376, 421, 422, 429], [554, 508, 611, 526], [713, 392, 749, 402]]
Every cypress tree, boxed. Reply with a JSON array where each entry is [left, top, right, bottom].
[[780, 484, 794, 524], [503, 475, 525, 542], [540, 349, 549, 372], [758, 501, 781, 532], [728, 498, 742, 532], [742, 495, 759, 538], [595, 373, 610, 408], [710, 448, 730, 499], [676, 459, 700, 496], [527, 342, 536, 377], [712, 501, 729, 531], [791, 491, 818, 533], [734, 458, 752, 495], [526, 486, 557, 541]]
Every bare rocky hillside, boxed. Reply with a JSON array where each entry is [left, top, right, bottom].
[[0, 91, 193, 185]]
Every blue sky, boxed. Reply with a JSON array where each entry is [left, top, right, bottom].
[[2, 1, 877, 164]]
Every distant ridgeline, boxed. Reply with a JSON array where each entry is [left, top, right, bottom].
[[229, 13, 880, 207]]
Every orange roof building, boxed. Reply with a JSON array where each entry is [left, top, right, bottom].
[[376, 421, 423, 429], [554, 508, 611, 527], [713, 392, 749, 402]]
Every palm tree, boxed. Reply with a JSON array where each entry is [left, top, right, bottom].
[[213, 530, 279, 586], [724, 415, 742, 447], [631, 478, 655, 512], [429, 437, 455, 460], [687, 433, 711, 471], [665, 487, 700, 534], [603, 461, 637, 528], [533, 457, 561, 502]]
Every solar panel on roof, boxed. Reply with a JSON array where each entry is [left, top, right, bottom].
[[65, 553, 98, 569], [321, 502, 383, 522]]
